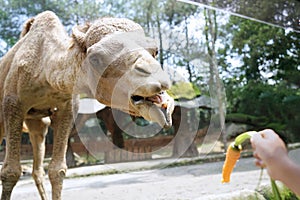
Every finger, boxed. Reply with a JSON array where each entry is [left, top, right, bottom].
[[251, 132, 264, 146], [253, 152, 260, 160], [258, 129, 275, 139], [250, 137, 256, 149], [254, 158, 266, 168]]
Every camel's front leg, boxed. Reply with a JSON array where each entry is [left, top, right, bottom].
[[1, 95, 23, 200], [25, 118, 50, 200], [48, 101, 74, 200]]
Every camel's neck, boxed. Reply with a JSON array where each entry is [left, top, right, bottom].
[[44, 42, 88, 95]]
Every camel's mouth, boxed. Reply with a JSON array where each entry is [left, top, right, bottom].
[[130, 91, 174, 128], [131, 92, 164, 105]]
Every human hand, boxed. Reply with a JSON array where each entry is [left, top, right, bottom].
[[250, 129, 288, 180]]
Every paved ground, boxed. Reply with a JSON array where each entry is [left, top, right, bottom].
[[6, 149, 300, 200], [10, 158, 269, 200]]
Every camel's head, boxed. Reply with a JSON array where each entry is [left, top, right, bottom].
[[72, 18, 174, 128]]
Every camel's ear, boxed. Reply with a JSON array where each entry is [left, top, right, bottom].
[[20, 18, 35, 38], [85, 38, 124, 75], [82, 48, 109, 77], [88, 52, 103, 68], [72, 23, 90, 52], [86, 47, 113, 74]]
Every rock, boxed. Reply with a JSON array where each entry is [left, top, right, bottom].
[[225, 122, 253, 138]]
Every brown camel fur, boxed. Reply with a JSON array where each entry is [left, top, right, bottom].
[[0, 11, 174, 200]]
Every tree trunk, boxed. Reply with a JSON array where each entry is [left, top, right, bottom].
[[184, 16, 193, 83], [172, 106, 199, 158], [204, 8, 227, 151], [96, 107, 125, 148], [156, 11, 164, 67]]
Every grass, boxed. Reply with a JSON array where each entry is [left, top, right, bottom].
[[257, 182, 299, 200], [66, 169, 121, 179]]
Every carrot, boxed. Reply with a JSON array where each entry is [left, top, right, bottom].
[[221, 143, 241, 183], [221, 131, 257, 183], [221, 131, 281, 200]]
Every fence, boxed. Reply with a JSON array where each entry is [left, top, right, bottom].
[[0, 136, 174, 163]]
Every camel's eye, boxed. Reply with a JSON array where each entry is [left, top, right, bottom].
[[153, 49, 158, 58], [135, 66, 151, 75]]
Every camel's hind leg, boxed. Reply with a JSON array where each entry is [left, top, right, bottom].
[[1, 96, 23, 200], [25, 117, 50, 200]]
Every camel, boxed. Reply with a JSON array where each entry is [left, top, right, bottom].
[[0, 11, 174, 200]]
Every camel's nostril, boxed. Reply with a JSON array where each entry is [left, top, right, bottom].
[[155, 85, 163, 93], [161, 81, 171, 90]]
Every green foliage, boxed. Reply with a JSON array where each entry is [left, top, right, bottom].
[[279, 186, 299, 200], [226, 113, 268, 126], [222, 16, 300, 86], [258, 183, 299, 200], [219, 16, 300, 142], [168, 81, 201, 100], [164, 0, 198, 26], [226, 81, 300, 142]]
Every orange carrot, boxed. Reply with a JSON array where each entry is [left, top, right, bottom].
[[221, 143, 241, 183], [221, 131, 281, 200]]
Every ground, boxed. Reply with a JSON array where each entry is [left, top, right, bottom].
[[5, 148, 300, 200], [6, 158, 271, 200]]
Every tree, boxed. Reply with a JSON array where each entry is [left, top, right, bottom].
[[203, 7, 227, 150], [190, 0, 300, 32], [219, 16, 300, 141], [0, 0, 105, 57], [224, 17, 300, 86]]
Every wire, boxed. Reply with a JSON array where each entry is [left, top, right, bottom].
[[177, 0, 300, 33]]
